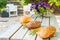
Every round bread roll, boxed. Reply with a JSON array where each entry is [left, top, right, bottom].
[[20, 15, 31, 24], [36, 26, 56, 38], [26, 20, 41, 30]]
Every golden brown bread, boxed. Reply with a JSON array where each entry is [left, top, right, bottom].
[[36, 26, 56, 38], [26, 20, 41, 30], [20, 15, 31, 24]]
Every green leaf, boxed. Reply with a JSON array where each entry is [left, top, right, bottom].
[[21, 0, 31, 6], [56, 1, 60, 6], [33, 9, 39, 15], [49, 0, 60, 6], [30, 29, 38, 36], [22, 24, 27, 29], [38, 6, 45, 14]]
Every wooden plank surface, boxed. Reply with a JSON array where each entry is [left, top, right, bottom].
[[36, 14, 60, 40], [23, 30, 36, 40], [11, 26, 28, 40], [0, 21, 22, 40], [11, 14, 60, 40], [11, 14, 38, 40], [50, 15, 60, 40]]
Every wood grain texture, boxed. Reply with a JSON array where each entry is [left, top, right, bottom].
[[10, 14, 60, 40], [0, 21, 21, 40]]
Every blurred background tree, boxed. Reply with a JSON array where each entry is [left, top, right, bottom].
[[0, 0, 7, 12], [21, 0, 40, 6]]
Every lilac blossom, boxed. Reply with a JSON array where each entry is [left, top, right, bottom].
[[30, 3, 40, 13], [30, 1, 52, 13], [43, 2, 52, 8]]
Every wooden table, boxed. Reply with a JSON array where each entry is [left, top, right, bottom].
[[11, 14, 60, 40], [0, 20, 22, 40], [0, 14, 60, 40]]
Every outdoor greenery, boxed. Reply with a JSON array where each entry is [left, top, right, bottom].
[[21, 0, 60, 6], [49, 0, 60, 6], [21, 0, 60, 15], [0, 0, 7, 12], [21, 0, 40, 6], [21, 0, 30, 6]]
